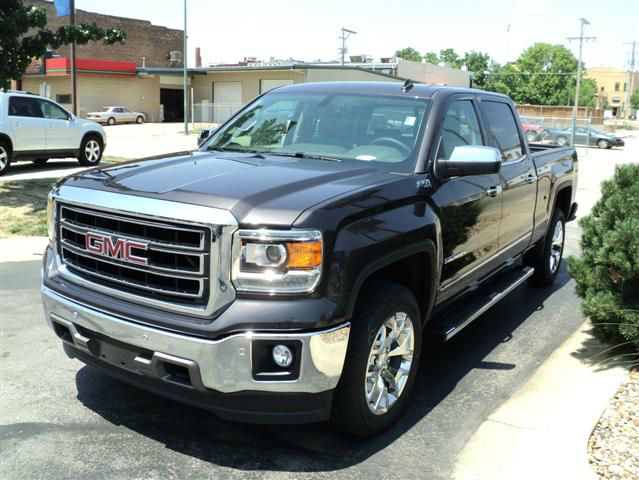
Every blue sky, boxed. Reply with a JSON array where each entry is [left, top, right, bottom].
[[75, 0, 639, 69]]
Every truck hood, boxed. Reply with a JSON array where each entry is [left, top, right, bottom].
[[63, 151, 396, 226]]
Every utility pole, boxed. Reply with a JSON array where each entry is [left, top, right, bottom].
[[183, 0, 188, 134], [567, 18, 596, 146], [623, 40, 636, 119], [70, 0, 77, 115], [340, 27, 357, 66]]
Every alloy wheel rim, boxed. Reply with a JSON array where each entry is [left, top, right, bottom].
[[364, 312, 415, 415], [0, 147, 7, 170], [549, 220, 564, 273], [85, 140, 100, 163]]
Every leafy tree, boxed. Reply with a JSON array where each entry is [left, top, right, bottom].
[[484, 62, 524, 100], [424, 51, 439, 64], [631, 88, 639, 110], [567, 78, 599, 107], [439, 48, 462, 68], [394, 47, 422, 63], [1, 0, 126, 90], [514, 43, 578, 105], [462, 51, 491, 88]]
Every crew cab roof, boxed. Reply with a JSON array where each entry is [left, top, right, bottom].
[[271, 81, 511, 101]]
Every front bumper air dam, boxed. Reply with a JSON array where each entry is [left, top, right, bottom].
[[41, 286, 351, 424]]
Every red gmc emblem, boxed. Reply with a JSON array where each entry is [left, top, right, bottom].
[[85, 232, 148, 265]]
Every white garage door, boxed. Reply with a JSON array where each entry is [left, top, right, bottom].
[[213, 82, 242, 123], [260, 79, 294, 94]]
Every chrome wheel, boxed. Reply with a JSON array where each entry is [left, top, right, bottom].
[[549, 219, 564, 274], [84, 140, 101, 163], [365, 312, 415, 415], [0, 146, 7, 171]]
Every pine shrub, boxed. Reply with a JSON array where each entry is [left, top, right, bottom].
[[568, 163, 639, 351]]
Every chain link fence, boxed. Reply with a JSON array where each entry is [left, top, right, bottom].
[[519, 115, 608, 147]]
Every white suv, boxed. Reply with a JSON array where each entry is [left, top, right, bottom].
[[0, 91, 107, 176]]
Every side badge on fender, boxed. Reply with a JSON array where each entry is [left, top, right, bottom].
[[416, 177, 432, 190]]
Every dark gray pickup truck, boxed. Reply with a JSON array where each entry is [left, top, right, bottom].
[[42, 82, 577, 436]]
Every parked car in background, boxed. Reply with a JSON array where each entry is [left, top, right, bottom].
[[197, 127, 216, 146], [0, 90, 106, 176], [540, 126, 624, 149], [520, 120, 545, 142], [87, 106, 146, 125]]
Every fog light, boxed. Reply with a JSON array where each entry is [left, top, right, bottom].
[[272, 344, 293, 367]]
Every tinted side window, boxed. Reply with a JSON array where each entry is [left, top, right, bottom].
[[437, 100, 483, 160], [482, 101, 523, 161], [40, 100, 69, 120], [8, 97, 44, 118]]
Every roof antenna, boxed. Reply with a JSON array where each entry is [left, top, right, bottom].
[[402, 79, 414, 92]]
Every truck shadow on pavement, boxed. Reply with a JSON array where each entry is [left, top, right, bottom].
[[74, 266, 572, 473]]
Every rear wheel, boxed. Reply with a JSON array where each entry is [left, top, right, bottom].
[[78, 135, 103, 166], [136, 116, 144, 124], [332, 281, 422, 437], [0, 141, 11, 176], [107, 117, 116, 126], [527, 208, 565, 286]]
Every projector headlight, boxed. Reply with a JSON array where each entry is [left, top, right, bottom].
[[232, 229, 322, 294]]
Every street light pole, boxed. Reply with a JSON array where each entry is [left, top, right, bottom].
[[567, 18, 596, 146], [183, 0, 188, 135], [70, 0, 77, 115], [340, 27, 357, 66]]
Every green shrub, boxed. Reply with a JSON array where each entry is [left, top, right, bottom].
[[568, 164, 639, 351]]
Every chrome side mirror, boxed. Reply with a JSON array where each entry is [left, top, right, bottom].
[[437, 146, 501, 178]]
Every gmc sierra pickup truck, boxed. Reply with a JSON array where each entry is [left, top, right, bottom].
[[42, 82, 577, 437]]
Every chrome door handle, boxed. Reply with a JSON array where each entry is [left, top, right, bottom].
[[486, 186, 503, 197], [526, 174, 536, 184], [14, 122, 20, 127]]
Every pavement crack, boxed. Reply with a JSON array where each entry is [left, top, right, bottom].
[[485, 417, 535, 431]]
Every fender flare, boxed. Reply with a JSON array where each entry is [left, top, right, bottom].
[[344, 239, 439, 325]]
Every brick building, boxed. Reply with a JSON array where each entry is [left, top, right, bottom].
[[26, 0, 183, 68]]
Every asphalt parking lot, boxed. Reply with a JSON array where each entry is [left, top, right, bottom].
[[0, 131, 636, 480]]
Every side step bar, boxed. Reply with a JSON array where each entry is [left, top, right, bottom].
[[429, 266, 535, 342]]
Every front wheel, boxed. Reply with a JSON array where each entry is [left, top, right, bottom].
[[527, 208, 565, 286], [78, 136, 103, 166], [0, 141, 11, 176], [332, 281, 422, 437], [136, 116, 144, 124], [556, 136, 568, 146], [597, 139, 609, 149]]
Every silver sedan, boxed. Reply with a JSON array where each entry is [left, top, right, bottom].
[[87, 106, 146, 125]]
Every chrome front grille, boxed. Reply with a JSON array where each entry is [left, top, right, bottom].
[[58, 204, 210, 306]]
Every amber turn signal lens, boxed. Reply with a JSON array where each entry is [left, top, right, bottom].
[[285, 241, 322, 269]]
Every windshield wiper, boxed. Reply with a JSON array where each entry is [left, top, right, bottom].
[[268, 151, 342, 163]]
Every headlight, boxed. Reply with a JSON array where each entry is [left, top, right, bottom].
[[232, 229, 322, 294], [46, 194, 55, 242]]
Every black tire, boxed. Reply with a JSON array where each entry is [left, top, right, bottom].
[[78, 135, 103, 166], [136, 116, 144, 124], [0, 141, 11, 176], [527, 208, 566, 286], [597, 139, 609, 149], [107, 117, 116, 126], [332, 281, 422, 437], [33, 158, 49, 165]]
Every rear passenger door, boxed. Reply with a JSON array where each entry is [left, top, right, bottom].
[[7, 96, 47, 152], [480, 99, 536, 259], [431, 97, 503, 302]]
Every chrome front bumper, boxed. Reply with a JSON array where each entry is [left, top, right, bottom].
[[41, 286, 350, 394]]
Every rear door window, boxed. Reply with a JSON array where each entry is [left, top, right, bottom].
[[8, 97, 44, 118], [481, 101, 524, 161]]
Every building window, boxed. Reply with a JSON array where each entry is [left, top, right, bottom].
[[600, 86, 605, 92], [56, 94, 72, 104], [624, 82, 627, 92], [614, 82, 620, 92]]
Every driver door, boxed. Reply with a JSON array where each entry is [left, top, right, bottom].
[[430, 97, 503, 303]]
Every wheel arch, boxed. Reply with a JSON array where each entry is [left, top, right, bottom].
[[345, 241, 439, 326], [0, 133, 13, 153], [81, 131, 104, 146]]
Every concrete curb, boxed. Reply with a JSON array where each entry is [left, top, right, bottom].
[[453, 323, 627, 480], [0, 236, 49, 263]]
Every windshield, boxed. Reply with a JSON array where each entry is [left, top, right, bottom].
[[201, 92, 430, 173]]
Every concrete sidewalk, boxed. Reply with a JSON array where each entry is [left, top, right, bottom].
[[0, 236, 49, 263], [453, 323, 628, 480]]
